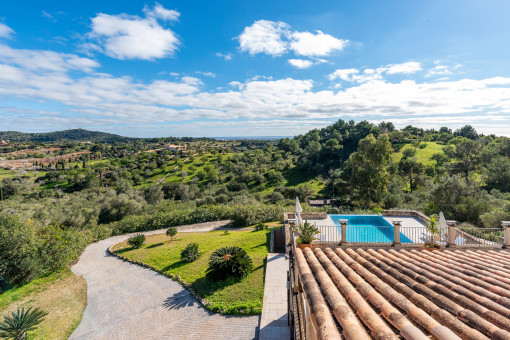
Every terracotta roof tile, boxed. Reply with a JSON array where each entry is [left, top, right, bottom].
[[294, 247, 510, 340]]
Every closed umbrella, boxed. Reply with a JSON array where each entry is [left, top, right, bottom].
[[295, 196, 303, 226]]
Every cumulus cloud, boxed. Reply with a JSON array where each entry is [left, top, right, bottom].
[[1, 42, 510, 136], [0, 23, 14, 39], [143, 3, 180, 21], [237, 20, 347, 66], [288, 59, 313, 69], [290, 31, 347, 57], [88, 4, 180, 60], [238, 20, 289, 56]]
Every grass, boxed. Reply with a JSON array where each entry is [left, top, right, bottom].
[[111, 228, 273, 314], [392, 141, 445, 165], [0, 270, 87, 339]]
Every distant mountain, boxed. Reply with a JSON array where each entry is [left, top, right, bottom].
[[0, 129, 136, 143]]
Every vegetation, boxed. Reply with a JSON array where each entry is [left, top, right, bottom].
[[111, 229, 270, 314], [0, 306, 47, 340], [127, 234, 146, 249], [181, 243, 201, 263], [3, 120, 510, 300], [292, 221, 320, 244], [254, 222, 267, 231], [0, 270, 87, 339], [166, 227, 178, 241], [207, 247, 253, 281]]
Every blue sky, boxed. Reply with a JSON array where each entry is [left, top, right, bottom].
[[0, 0, 509, 137]]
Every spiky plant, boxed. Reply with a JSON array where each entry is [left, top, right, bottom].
[[206, 246, 253, 281], [180, 242, 201, 263], [127, 234, 145, 249], [0, 306, 48, 340]]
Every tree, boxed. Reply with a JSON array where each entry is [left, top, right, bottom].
[[485, 157, 510, 192], [143, 185, 164, 205], [454, 125, 478, 140], [0, 306, 48, 340], [446, 138, 483, 183], [166, 227, 177, 241], [398, 158, 424, 192], [342, 134, 393, 207]]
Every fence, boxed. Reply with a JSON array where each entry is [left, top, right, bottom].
[[307, 224, 503, 248], [456, 227, 503, 248]]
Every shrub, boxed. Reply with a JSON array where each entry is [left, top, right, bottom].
[[292, 221, 320, 244], [0, 306, 48, 339], [255, 222, 267, 231], [166, 227, 178, 241], [181, 242, 201, 262], [127, 234, 145, 248], [207, 246, 253, 281]]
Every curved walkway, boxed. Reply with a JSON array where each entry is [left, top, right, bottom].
[[70, 221, 260, 339]]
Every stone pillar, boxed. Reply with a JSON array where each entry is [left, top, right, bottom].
[[340, 219, 348, 245], [502, 221, 510, 248], [393, 221, 401, 246], [446, 220, 457, 248]]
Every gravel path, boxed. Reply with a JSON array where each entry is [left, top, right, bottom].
[[70, 221, 260, 339]]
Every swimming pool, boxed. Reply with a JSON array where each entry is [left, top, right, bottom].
[[329, 215, 413, 243]]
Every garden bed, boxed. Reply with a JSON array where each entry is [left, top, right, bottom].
[[110, 228, 272, 315]]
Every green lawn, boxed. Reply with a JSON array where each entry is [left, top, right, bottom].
[[0, 270, 87, 339], [111, 228, 272, 314], [392, 141, 445, 165]]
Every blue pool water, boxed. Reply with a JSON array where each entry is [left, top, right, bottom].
[[329, 215, 413, 243]]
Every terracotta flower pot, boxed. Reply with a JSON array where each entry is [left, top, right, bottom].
[[296, 242, 312, 250]]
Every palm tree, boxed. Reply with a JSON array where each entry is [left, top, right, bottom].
[[0, 306, 48, 340]]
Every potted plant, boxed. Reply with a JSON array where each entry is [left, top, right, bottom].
[[423, 215, 441, 250], [292, 221, 320, 250]]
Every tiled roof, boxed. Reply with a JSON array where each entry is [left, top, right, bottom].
[[294, 247, 510, 340]]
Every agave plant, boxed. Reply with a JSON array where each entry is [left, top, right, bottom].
[[0, 306, 48, 340], [206, 246, 253, 281]]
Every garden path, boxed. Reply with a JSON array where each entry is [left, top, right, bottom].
[[70, 221, 260, 339]]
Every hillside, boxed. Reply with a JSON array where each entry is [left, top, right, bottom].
[[0, 129, 136, 143], [392, 142, 445, 165]]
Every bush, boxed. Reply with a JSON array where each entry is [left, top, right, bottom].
[[127, 234, 146, 248], [255, 222, 267, 231], [166, 227, 178, 241], [207, 246, 253, 281], [181, 242, 201, 262]]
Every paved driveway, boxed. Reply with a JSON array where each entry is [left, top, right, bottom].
[[70, 221, 260, 339]]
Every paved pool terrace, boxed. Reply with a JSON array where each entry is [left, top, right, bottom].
[[304, 215, 430, 244]]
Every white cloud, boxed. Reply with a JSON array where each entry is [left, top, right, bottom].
[[216, 52, 233, 61], [328, 68, 359, 81], [386, 61, 422, 75], [195, 71, 216, 77], [1, 43, 510, 137], [237, 20, 347, 62], [143, 3, 180, 21], [238, 20, 289, 56], [288, 59, 313, 69], [290, 31, 347, 57], [88, 5, 181, 60], [0, 44, 99, 73], [0, 23, 14, 39], [329, 62, 422, 83]]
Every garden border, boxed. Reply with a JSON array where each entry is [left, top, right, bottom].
[[107, 243, 260, 315]]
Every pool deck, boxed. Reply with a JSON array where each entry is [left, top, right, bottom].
[[305, 215, 428, 244]]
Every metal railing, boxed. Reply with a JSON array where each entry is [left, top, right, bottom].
[[455, 227, 503, 248], [307, 224, 503, 249]]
